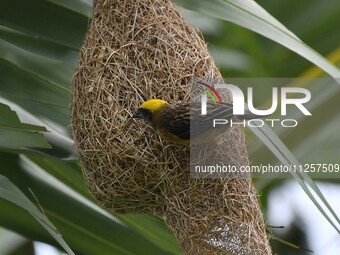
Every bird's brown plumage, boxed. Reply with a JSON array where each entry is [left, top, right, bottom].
[[133, 99, 263, 144]]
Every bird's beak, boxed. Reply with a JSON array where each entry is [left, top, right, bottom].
[[132, 109, 141, 119]]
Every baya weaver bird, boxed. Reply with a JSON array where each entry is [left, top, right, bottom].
[[132, 99, 262, 144]]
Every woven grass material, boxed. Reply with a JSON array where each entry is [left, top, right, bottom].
[[71, 0, 272, 254]]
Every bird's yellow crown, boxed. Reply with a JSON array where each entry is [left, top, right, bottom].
[[139, 99, 168, 112]]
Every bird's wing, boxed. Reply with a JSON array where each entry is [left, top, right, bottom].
[[159, 103, 191, 140], [189, 102, 234, 137], [162, 102, 234, 140]]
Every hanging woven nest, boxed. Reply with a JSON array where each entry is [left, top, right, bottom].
[[71, 0, 272, 254]]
